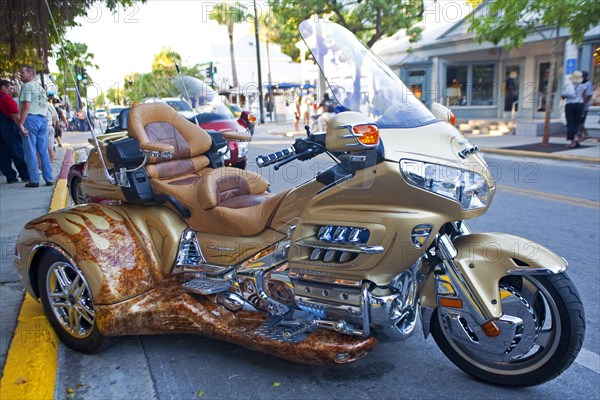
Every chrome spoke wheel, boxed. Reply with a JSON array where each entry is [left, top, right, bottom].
[[46, 261, 95, 339], [431, 273, 585, 386]]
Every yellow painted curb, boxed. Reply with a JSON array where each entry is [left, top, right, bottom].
[[0, 295, 58, 400], [0, 178, 68, 399]]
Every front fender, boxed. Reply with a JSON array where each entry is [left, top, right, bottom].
[[450, 233, 567, 318]]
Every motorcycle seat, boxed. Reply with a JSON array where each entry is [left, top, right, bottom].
[[127, 103, 287, 236]]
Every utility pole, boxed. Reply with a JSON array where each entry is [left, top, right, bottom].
[[253, 0, 265, 124]]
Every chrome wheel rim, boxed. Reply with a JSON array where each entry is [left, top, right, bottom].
[[438, 276, 561, 375], [46, 261, 96, 338]]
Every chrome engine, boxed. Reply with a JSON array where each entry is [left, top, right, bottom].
[[176, 228, 422, 342]]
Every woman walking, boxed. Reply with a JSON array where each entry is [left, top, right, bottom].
[[561, 71, 586, 148]]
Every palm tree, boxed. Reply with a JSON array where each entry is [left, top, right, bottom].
[[209, 2, 248, 87]]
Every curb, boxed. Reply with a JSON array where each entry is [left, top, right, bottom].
[[0, 148, 73, 400], [479, 147, 599, 163]]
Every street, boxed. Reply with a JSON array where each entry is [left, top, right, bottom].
[[42, 129, 600, 399]]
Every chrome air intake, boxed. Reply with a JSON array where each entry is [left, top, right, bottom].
[[296, 225, 383, 265]]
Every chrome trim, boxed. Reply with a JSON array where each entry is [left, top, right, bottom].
[[217, 291, 258, 312], [296, 239, 384, 254], [437, 234, 458, 259], [141, 149, 173, 158], [458, 144, 479, 159], [288, 272, 362, 287], [507, 266, 567, 275], [175, 229, 207, 265]]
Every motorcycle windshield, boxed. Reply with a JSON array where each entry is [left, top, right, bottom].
[[299, 19, 437, 129]]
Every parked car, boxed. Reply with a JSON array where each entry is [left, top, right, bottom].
[[107, 106, 129, 122], [95, 108, 107, 120], [68, 102, 252, 205], [141, 97, 196, 120]]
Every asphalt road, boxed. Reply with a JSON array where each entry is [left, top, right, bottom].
[[10, 129, 600, 399]]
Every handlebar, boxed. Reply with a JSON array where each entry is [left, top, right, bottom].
[[256, 146, 296, 168]]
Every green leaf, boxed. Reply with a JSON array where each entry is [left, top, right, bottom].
[[197, 390, 204, 397]]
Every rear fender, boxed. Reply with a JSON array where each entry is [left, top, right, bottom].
[[19, 204, 187, 304], [420, 233, 567, 319]]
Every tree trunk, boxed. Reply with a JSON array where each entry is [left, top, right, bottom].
[[228, 24, 238, 87], [541, 23, 562, 146]]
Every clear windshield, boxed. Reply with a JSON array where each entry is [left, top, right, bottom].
[[299, 19, 436, 129]]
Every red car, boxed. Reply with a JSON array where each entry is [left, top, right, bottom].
[[68, 104, 253, 205]]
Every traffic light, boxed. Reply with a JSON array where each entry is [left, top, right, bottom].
[[75, 66, 82, 81], [205, 62, 213, 78], [82, 68, 88, 81]]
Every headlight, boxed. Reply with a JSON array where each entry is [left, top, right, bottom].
[[400, 160, 489, 210]]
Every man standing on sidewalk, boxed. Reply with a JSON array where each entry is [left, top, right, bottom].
[[17, 65, 53, 187], [0, 80, 30, 183]]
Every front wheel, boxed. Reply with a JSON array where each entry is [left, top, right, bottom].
[[431, 273, 585, 386]]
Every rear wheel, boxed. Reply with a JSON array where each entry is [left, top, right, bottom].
[[71, 177, 90, 205], [431, 273, 585, 386], [38, 251, 105, 353]]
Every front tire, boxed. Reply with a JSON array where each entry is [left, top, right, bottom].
[[70, 177, 90, 205], [38, 250, 105, 353], [431, 273, 585, 386]]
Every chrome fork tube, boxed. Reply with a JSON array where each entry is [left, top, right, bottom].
[[436, 234, 493, 325]]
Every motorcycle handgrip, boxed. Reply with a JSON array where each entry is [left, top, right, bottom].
[[256, 146, 296, 168]]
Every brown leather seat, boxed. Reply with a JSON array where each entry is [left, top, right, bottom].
[[127, 103, 287, 236]]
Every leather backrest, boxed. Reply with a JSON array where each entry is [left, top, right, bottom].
[[128, 103, 212, 160]]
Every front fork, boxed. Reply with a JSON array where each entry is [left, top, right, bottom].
[[420, 221, 568, 338]]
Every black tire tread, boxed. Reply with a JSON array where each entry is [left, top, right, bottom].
[[431, 272, 585, 387]]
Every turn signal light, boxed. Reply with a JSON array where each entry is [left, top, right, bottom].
[[353, 124, 379, 145], [440, 298, 463, 309], [248, 113, 256, 123], [481, 320, 501, 338], [449, 111, 456, 126]]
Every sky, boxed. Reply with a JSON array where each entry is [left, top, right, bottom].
[[60, 0, 474, 99], [63, 0, 269, 95]]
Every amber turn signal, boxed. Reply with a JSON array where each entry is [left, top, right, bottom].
[[481, 320, 501, 338], [353, 124, 379, 145], [440, 297, 463, 309], [248, 114, 256, 123], [449, 111, 456, 126]]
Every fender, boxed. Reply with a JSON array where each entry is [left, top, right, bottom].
[[16, 203, 188, 305], [420, 233, 567, 319]]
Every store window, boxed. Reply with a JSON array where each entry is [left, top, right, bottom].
[[445, 64, 495, 106], [592, 43, 600, 106], [446, 65, 468, 106]]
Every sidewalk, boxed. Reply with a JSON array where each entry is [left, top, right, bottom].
[[259, 120, 600, 163], [0, 146, 70, 381]]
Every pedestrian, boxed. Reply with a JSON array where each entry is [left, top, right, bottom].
[[17, 65, 54, 187], [561, 70, 585, 148], [294, 97, 301, 131], [77, 108, 85, 132], [578, 71, 593, 141], [44, 96, 58, 162], [0, 79, 30, 183], [53, 98, 67, 147]]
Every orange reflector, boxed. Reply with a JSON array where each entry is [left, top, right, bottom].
[[449, 112, 456, 126], [440, 298, 463, 309], [481, 320, 501, 338], [353, 124, 379, 145], [248, 114, 256, 123]]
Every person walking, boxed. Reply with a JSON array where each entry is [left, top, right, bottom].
[[0, 80, 30, 183], [18, 65, 54, 187], [578, 71, 593, 141], [561, 71, 586, 148], [44, 96, 58, 162]]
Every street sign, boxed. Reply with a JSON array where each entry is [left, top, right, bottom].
[[565, 58, 576, 75]]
